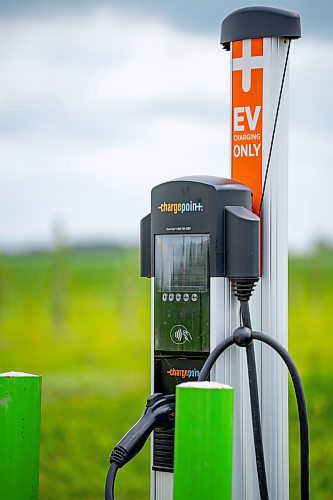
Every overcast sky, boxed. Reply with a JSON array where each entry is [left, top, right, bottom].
[[0, 0, 332, 252]]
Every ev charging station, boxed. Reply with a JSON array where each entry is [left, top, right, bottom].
[[105, 7, 308, 500], [141, 7, 301, 500], [141, 177, 258, 498]]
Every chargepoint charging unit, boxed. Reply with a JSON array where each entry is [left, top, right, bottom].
[[141, 177, 259, 489], [105, 6, 309, 500]]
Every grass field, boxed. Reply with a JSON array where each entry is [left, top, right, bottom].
[[0, 247, 332, 499]]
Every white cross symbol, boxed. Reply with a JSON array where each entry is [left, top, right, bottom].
[[232, 39, 264, 93]]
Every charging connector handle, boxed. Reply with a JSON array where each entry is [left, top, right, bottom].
[[105, 393, 175, 500]]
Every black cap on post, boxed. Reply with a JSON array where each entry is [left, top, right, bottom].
[[221, 6, 301, 50]]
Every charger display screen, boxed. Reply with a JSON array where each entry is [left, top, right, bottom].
[[155, 234, 209, 293]]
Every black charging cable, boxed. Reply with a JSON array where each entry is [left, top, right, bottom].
[[240, 300, 269, 500], [104, 319, 309, 500], [105, 462, 118, 500], [105, 393, 175, 500], [251, 330, 309, 500], [259, 39, 291, 216], [198, 298, 309, 500], [200, 279, 269, 500]]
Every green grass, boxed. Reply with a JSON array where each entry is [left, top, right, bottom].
[[0, 247, 332, 498], [289, 249, 333, 499]]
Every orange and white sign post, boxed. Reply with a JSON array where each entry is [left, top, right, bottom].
[[220, 7, 301, 500], [232, 37, 264, 216]]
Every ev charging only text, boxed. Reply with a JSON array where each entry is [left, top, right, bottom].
[[233, 106, 262, 158]]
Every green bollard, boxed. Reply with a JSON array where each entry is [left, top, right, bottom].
[[173, 381, 234, 500], [0, 372, 42, 500]]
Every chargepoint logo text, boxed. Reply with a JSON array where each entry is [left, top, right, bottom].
[[166, 367, 201, 379], [158, 200, 204, 215]]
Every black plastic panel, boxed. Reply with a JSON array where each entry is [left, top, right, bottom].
[[153, 357, 208, 472], [221, 6, 301, 50], [154, 357, 208, 395], [140, 213, 151, 278], [151, 176, 252, 277], [225, 206, 260, 279], [153, 428, 174, 472]]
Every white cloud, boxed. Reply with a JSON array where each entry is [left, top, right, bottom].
[[0, 7, 332, 250], [0, 9, 228, 128]]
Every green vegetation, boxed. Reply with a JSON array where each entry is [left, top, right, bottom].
[[0, 247, 332, 499], [289, 249, 333, 499]]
